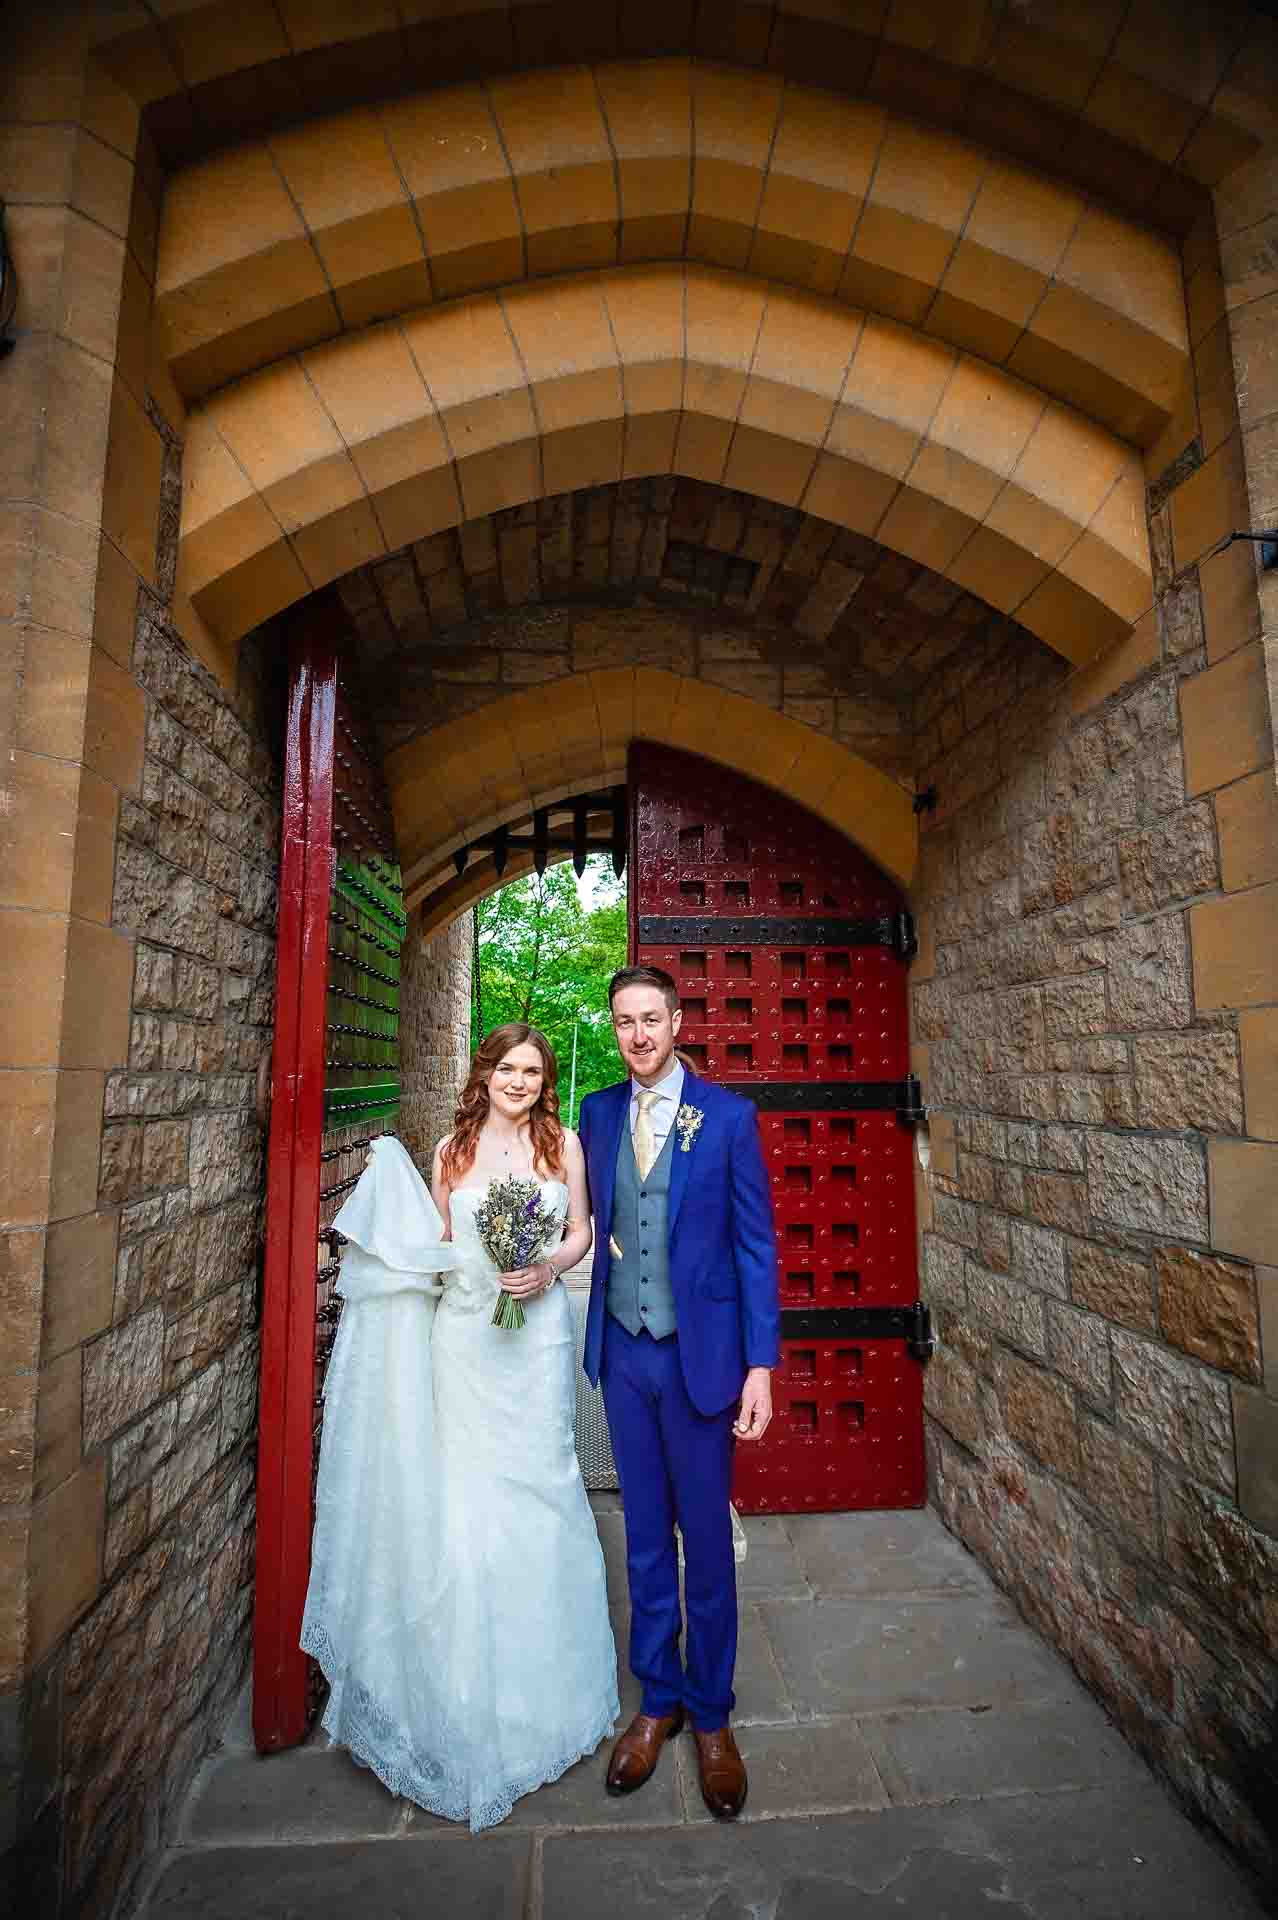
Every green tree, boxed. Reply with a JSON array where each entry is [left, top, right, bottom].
[[471, 857, 628, 1123]]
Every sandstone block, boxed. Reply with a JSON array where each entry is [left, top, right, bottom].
[[1208, 1137, 1278, 1266], [1191, 882, 1278, 1011], [934, 1194, 979, 1249], [1107, 915, 1193, 1030], [1134, 1030, 1243, 1134], [998, 1349, 1080, 1483], [133, 946, 175, 1012], [165, 1287, 245, 1390], [1154, 1244, 1261, 1382], [1078, 1411, 1157, 1552], [113, 845, 219, 960], [1231, 1386, 1278, 1539], [129, 1015, 161, 1071], [924, 1346, 985, 1455], [976, 1208, 1013, 1272], [1161, 1474, 1278, 1653], [1056, 1078, 1107, 1124], [83, 1309, 165, 1450], [1007, 1220, 1067, 1297], [1069, 1241, 1155, 1332], [957, 1153, 997, 1206], [151, 1426, 219, 1525], [968, 1266, 1047, 1358], [219, 1335, 259, 1451], [1046, 1299, 1112, 1406], [109, 1401, 178, 1503], [1157, 570, 1205, 659], [922, 1234, 966, 1311], [98, 1125, 143, 1205], [142, 1119, 189, 1191], [1112, 1328, 1235, 1492], [104, 1072, 204, 1120], [1086, 1131, 1207, 1239], [1023, 1170, 1089, 1235], [103, 1486, 150, 1580], [1118, 802, 1219, 913], [1041, 976, 1107, 1040], [177, 1361, 223, 1437], [189, 1114, 262, 1211], [1039, 1124, 1086, 1172]]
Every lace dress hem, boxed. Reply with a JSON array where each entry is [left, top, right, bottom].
[[302, 1622, 620, 1832]]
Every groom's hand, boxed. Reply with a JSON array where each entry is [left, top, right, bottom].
[[733, 1367, 772, 1441]]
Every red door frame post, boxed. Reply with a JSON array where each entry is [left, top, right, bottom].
[[253, 619, 338, 1753]]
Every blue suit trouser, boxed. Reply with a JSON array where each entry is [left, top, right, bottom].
[[600, 1317, 737, 1731]]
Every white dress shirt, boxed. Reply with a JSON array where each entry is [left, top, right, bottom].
[[629, 1057, 685, 1160]]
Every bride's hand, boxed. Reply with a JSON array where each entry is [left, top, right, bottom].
[[498, 1262, 554, 1300]]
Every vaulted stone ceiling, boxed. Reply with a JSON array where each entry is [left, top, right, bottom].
[[322, 476, 1057, 784]]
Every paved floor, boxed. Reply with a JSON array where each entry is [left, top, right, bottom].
[[140, 1501, 1266, 1919]]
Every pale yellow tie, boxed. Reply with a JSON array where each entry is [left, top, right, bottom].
[[633, 1089, 661, 1181]]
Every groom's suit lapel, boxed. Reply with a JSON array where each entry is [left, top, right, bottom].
[[667, 1067, 705, 1236], [594, 1079, 631, 1237]]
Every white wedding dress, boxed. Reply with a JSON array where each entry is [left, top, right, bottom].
[[300, 1138, 618, 1830]]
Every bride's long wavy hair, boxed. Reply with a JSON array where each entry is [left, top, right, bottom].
[[440, 1022, 566, 1185]]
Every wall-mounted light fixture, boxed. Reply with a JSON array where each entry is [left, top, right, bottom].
[[1212, 528, 1278, 573], [0, 201, 17, 358]]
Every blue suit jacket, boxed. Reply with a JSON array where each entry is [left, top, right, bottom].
[[579, 1069, 781, 1414]]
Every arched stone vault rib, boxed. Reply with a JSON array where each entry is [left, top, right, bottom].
[[386, 668, 920, 906], [93, 1, 1277, 230], [155, 59, 1191, 445], [175, 264, 1152, 672]]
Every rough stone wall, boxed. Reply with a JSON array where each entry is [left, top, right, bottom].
[[912, 584, 1277, 1876], [28, 589, 281, 1917], [398, 911, 473, 1175]]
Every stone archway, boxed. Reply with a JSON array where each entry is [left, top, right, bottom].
[[174, 263, 1154, 673]]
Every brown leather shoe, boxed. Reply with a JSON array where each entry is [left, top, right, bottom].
[[692, 1726, 747, 1818], [605, 1708, 685, 1795]]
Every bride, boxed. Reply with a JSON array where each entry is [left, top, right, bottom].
[[301, 1023, 619, 1830]]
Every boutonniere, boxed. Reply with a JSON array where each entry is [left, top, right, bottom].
[[675, 1104, 704, 1152]]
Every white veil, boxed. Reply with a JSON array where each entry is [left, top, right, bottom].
[[331, 1136, 455, 1301], [302, 1134, 456, 1788]]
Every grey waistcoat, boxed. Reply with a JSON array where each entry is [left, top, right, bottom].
[[606, 1116, 678, 1339]]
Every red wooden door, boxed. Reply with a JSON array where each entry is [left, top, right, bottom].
[[254, 606, 406, 1752], [629, 744, 927, 1513]]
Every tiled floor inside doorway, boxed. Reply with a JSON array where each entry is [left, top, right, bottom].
[[139, 1501, 1266, 1918]]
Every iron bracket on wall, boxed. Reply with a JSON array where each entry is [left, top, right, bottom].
[[639, 911, 917, 958], [736, 1074, 925, 1124], [780, 1301, 934, 1362]]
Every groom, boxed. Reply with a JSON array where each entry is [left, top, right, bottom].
[[579, 965, 779, 1818]]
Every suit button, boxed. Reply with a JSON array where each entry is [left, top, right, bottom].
[[640, 1190, 646, 1197], [641, 1278, 648, 1286]]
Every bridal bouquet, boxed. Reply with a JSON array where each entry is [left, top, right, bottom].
[[474, 1176, 563, 1330]]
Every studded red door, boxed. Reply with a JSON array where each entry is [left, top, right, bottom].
[[630, 744, 927, 1513]]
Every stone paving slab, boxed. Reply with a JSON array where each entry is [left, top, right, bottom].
[[182, 1744, 402, 1845], [859, 1698, 1152, 1804], [146, 1831, 529, 1919], [761, 1590, 1079, 1715], [784, 1509, 990, 1597], [675, 1718, 889, 1823], [540, 1789, 1266, 1919]]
